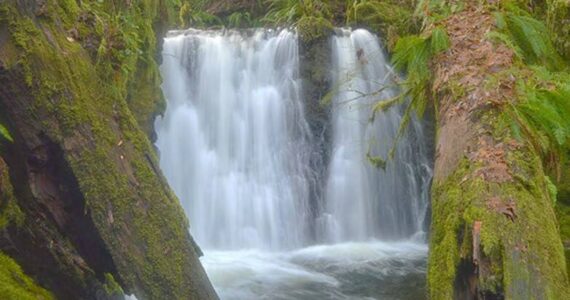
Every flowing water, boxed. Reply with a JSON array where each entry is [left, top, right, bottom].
[[322, 29, 432, 243], [156, 28, 432, 299]]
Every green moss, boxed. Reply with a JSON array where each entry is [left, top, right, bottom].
[[0, 252, 54, 300], [0, 161, 24, 230], [429, 110, 569, 299], [126, 55, 165, 135], [103, 273, 124, 296]]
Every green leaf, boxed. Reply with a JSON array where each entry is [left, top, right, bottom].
[[430, 27, 450, 54]]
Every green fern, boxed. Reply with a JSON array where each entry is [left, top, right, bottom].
[[493, 9, 564, 70], [430, 26, 450, 53], [489, 8, 569, 173], [508, 68, 570, 172], [179, 2, 221, 28], [413, 0, 463, 28], [227, 12, 252, 28], [390, 26, 448, 117], [345, 0, 415, 42], [262, 0, 331, 25], [367, 26, 449, 167]]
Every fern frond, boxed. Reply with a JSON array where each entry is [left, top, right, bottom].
[[430, 26, 450, 54], [492, 11, 564, 70], [367, 27, 448, 167], [486, 31, 524, 59], [262, 0, 331, 26], [508, 68, 570, 173]]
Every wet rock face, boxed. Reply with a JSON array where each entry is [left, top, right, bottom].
[[298, 34, 333, 231]]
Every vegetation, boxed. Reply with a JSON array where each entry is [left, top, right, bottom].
[[262, 0, 333, 41], [505, 68, 570, 176], [547, 0, 570, 60], [366, 26, 449, 168], [483, 6, 570, 178], [0, 253, 53, 300], [1, 0, 569, 298], [179, 1, 221, 28], [345, 0, 417, 49], [423, 2, 570, 298], [0, 159, 24, 230], [0, 124, 12, 143], [491, 6, 564, 70]]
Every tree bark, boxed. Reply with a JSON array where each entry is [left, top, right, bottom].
[[427, 4, 570, 299]]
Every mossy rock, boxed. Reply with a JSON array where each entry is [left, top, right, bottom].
[[0, 0, 217, 299]]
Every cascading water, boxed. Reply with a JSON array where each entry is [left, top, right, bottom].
[[156, 28, 432, 299], [156, 29, 314, 250], [322, 29, 432, 242]]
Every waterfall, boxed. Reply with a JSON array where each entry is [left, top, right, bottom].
[[156, 29, 314, 250], [155, 27, 432, 299], [321, 29, 432, 242]]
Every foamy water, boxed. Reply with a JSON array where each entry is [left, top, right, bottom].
[[202, 241, 427, 300]]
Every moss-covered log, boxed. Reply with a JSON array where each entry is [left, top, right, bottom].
[[426, 4, 570, 299], [0, 0, 217, 299]]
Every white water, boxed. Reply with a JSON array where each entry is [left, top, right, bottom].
[[156, 29, 313, 250], [321, 29, 432, 242], [202, 241, 427, 300], [156, 28, 431, 299]]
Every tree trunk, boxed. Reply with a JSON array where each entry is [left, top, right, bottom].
[[427, 4, 569, 299]]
